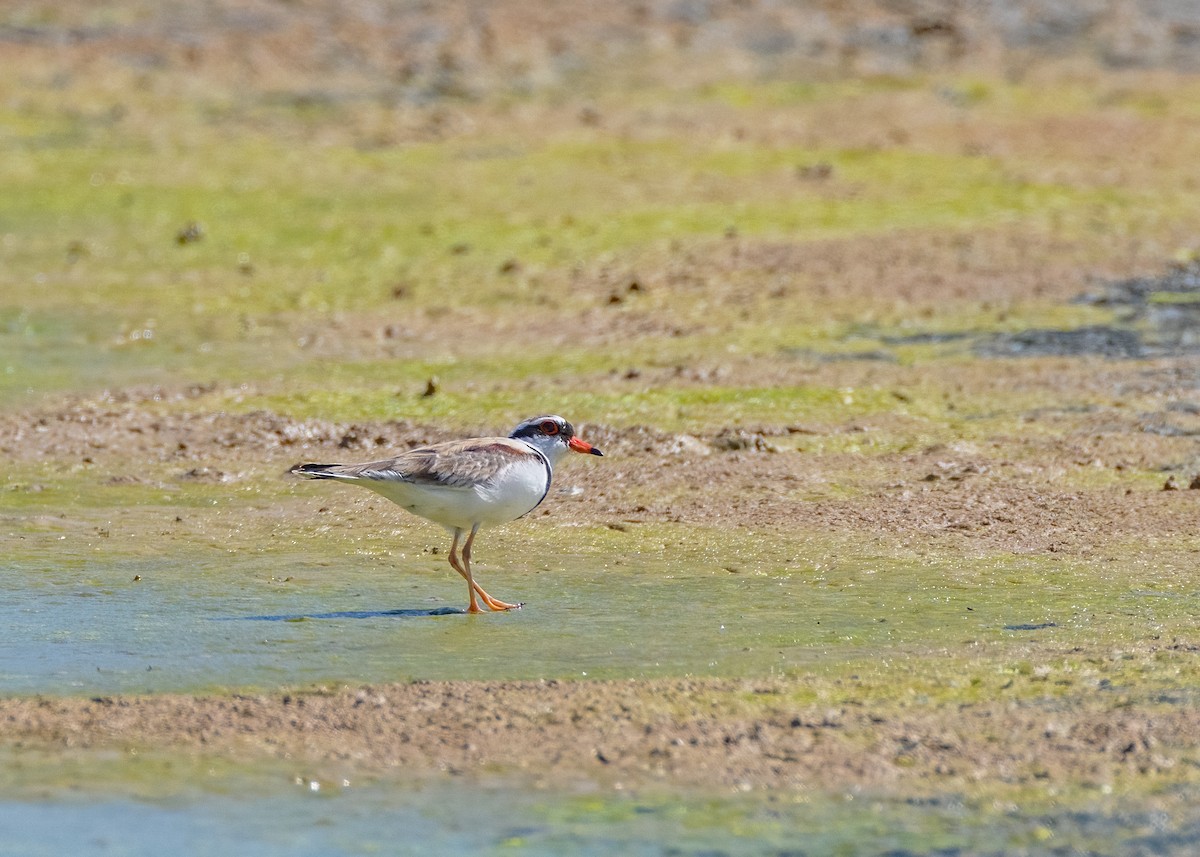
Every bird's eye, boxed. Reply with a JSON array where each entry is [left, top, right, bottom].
[[539, 420, 559, 435]]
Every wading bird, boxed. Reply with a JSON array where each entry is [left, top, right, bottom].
[[290, 415, 603, 613]]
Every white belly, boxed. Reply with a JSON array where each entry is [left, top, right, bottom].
[[363, 458, 550, 531]]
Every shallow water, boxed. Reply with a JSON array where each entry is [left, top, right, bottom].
[[0, 529, 1143, 696], [0, 545, 841, 694], [3, 466, 1194, 857], [2, 755, 1198, 857]]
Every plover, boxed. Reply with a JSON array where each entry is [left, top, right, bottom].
[[291, 415, 603, 613]]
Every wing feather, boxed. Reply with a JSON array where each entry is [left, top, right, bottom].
[[305, 438, 534, 489]]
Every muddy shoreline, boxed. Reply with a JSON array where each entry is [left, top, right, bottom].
[[6, 675, 1197, 793], [7, 0, 1200, 815], [7, 248, 1200, 796], [5, 383, 1200, 793]]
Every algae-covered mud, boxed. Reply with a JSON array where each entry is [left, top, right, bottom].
[[5, 1, 1200, 854]]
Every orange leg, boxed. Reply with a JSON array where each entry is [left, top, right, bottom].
[[461, 524, 523, 612], [447, 528, 483, 613]]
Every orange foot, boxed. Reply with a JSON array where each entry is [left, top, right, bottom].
[[475, 585, 523, 611]]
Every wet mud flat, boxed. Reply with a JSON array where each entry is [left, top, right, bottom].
[[5, 676, 1200, 796], [6, 257, 1200, 797], [7, 269, 1200, 804], [6, 0, 1200, 850]]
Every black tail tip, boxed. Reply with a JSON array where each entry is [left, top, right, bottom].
[[289, 463, 341, 478]]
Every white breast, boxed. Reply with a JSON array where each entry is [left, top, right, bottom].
[[365, 455, 550, 531]]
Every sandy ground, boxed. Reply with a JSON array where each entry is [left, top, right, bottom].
[[3, 676, 1198, 793], [6, 0, 1200, 799], [6, 246, 1200, 794], [6, 366, 1200, 560]]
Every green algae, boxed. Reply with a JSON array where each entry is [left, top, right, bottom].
[[6, 477, 1200, 843], [6, 476, 1199, 702], [215, 379, 905, 431], [6, 69, 1198, 405], [6, 745, 1196, 857], [7, 42, 1200, 840]]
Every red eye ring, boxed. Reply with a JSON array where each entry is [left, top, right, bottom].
[[540, 419, 559, 435]]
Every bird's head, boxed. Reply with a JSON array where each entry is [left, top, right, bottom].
[[509, 415, 603, 465]]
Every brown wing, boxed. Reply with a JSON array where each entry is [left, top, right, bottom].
[[316, 437, 534, 489]]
